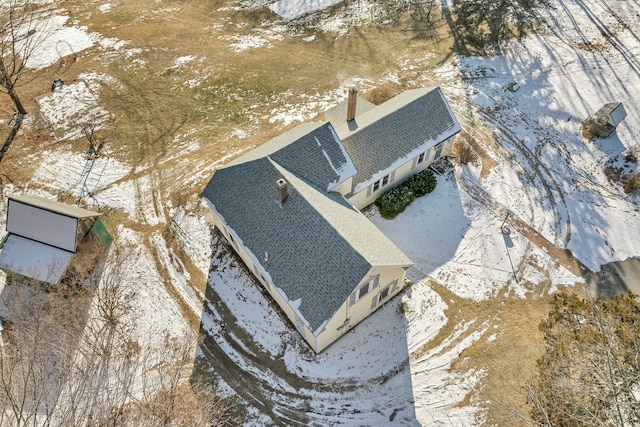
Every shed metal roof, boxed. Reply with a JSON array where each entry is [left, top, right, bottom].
[[0, 235, 73, 284], [595, 102, 627, 126], [8, 195, 101, 219]]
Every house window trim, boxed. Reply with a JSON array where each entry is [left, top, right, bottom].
[[354, 276, 377, 304], [371, 279, 398, 309], [413, 149, 430, 169], [357, 282, 370, 301], [417, 152, 426, 164], [371, 173, 392, 194], [377, 285, 391, 305]]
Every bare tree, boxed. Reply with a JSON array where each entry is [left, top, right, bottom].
[[0, 244, 235, 426], [0, 0, 51, 115], [453, 0, 550, 47], [83, 125, 106, 160], [531, 292, 640, 426], [376, 0, 438, 23], [0, 277, 86, 426], [0, 0, 54, 161]]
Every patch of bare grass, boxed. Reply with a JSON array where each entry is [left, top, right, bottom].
[[422, 280, 571, 425], [5, 0, 458, 176], [581, 118, 596, 140], [364, 84, 400, 105], [623, 173, 640, 194], [458, 131, 497, 177], [577, 40, 608, 52]]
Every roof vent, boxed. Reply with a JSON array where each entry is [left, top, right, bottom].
[[347, 87, 357, 122], [275, 178, 288, 204]]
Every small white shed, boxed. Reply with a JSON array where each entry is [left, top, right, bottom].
[[595, 102, 627, 127], [590, 102, 627, 137], [0, 195, 110, 285], [6, 195, 101, 253]]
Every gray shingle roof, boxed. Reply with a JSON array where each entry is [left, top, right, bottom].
[[333, 87, 461, 192], [202, 87, 462, 333], [203, 157, 411, 332], [229, 122, 356, 191]]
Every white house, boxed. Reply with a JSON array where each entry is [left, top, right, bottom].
[[203, 87, 461, 352]]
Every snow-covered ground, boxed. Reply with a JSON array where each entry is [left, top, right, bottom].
[[22, 13, 98, 69], [159, 1, 640, 420], [1, 0, 639, 425], [38, 81, 110, 140]]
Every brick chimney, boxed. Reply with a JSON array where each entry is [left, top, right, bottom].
[[275, 178, 288, 203], [347, 87, 357, 122]]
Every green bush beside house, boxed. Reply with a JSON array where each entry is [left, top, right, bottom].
[[375, 169, 437, 218]]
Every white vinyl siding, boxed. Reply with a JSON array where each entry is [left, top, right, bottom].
[[7, 200, 79, 252]]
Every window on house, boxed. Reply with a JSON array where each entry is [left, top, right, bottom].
[[358, 284, 369, 300], [373, 281, 398, 308], [417, 152, 426, 164], [377, 286, 390, 305], [227, 230, 237, 248], [434, 143, 444, 160], [372, 174, 392, 193], [355, 279, 374, 302]]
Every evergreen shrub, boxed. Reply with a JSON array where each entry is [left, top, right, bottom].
[[375, 169, 438, 218], [405, 169, 437, 196]]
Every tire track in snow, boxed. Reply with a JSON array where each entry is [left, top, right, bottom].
[[448, 96, 571, 247], [454, 167, 590, 278], [194, 246, 415, 425]]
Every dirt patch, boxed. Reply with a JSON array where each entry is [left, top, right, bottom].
[[577, 40, 609, 52], [460, 130, 497, 178]]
